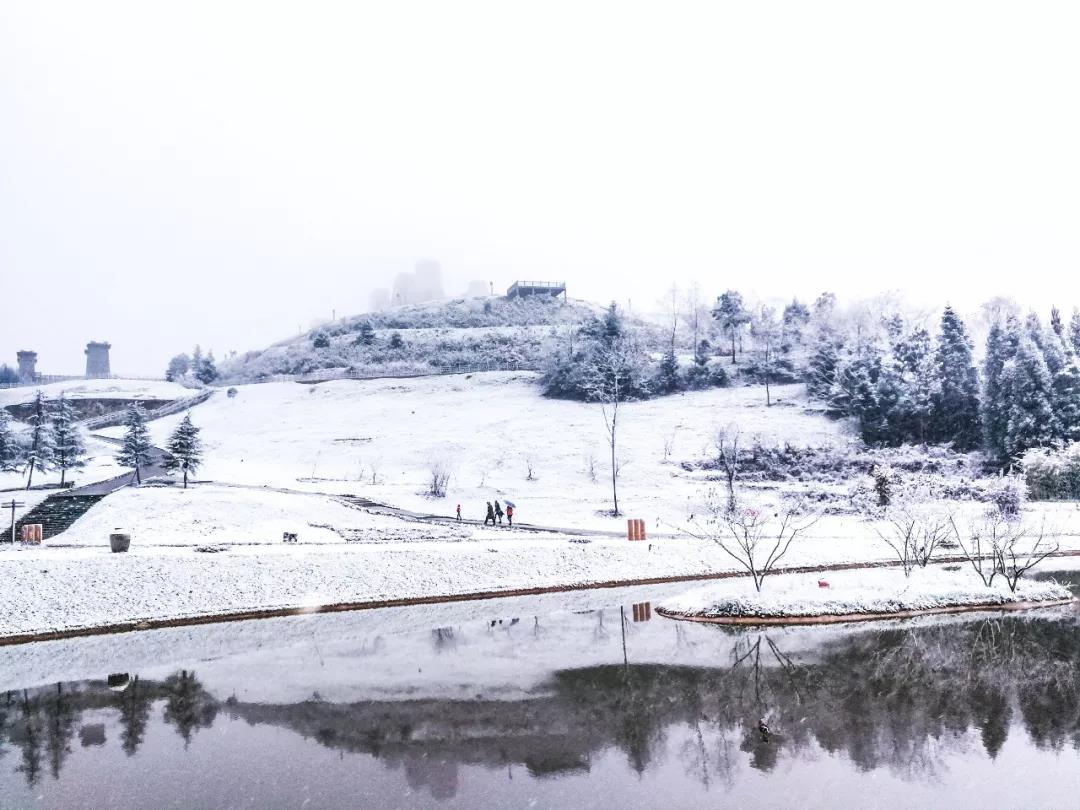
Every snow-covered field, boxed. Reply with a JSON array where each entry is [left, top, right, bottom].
[[659, 566, 1074, 620], [4, 371, 1079, 641], [0, 377, 190, 408], [103, 373, 851, 532]]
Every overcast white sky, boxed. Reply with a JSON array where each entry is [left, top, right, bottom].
[[2, 1, 1079, 374]]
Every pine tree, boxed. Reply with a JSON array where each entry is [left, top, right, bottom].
[[807, 332, 841, 399], [24, 391, 54, 489], [1051, 307, 1065, 337], [655, 348, 679, 394], [356, 322, 376, 345], [982, 317, 1020, 461], [711, 290, 750, 363], [194, 351, 218, 384], [1052, 360, 1080, 443], [117, 405, 153, 483], [933, 306, 981, 450], [164, 414, 203, 488], [0, 408, 20, 471], [1002, 336, 1055, 459], [50, 394, 86, 487], [1070, 309, 1080, 355]]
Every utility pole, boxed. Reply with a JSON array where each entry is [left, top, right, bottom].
[[3, 499, 25, 543]]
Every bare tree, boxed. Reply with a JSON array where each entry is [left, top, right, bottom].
[[682, 491, 820, 592], [712, 425, 742, 513], [524, 454, 537, 481], [369, 455, 382, 486], [663, 284, 680, 359], [996, 518, 1059, 592], [949, 512, 1059, 591], [682, 283, 708, 357], [583, 452, 598, 483], [427, 461, 451, 498], [750, 306, 781, 406], [662, 428, 678, 463], [584, 336, 646, 516], [874, 504, 952, 576]]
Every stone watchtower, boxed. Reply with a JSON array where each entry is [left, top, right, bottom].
[[85, 341, 111, 378], [16, 350, 38, 383]]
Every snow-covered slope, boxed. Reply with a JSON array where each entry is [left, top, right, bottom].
[[112, 372, 851, 532]]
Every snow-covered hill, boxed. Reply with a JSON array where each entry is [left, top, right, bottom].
[[218, 295, 663, 382]]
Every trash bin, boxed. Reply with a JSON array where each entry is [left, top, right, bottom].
[[110, 531, 131, 553]]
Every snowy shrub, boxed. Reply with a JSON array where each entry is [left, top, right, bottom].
[[871, 464, 893, 507], [1022, 444, 1080, 501], [988, 475, 1026, 517], [427, 461, 452, 498], [312, 331, 330, 349]]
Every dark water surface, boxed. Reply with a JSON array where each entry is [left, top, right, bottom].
[[3, 579, 1080, 809]]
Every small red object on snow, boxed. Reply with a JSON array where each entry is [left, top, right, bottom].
[[817, 580, 830, 588]]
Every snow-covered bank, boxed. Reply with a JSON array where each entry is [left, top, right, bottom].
[[658, 567, 1073, 623]]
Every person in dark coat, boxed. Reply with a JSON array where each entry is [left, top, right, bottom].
[[484, 502, 496, 526], [494, 500, 504, 525]]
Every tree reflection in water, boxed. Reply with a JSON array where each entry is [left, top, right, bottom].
[[4, 613, 1080, 796]]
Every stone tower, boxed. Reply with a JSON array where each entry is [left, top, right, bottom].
[[85, 342, 111, 378], [16, 350, 38, 383]]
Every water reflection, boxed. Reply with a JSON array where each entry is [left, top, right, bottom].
[[2, 606, 1080, 802]]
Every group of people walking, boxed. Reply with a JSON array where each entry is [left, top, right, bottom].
[[456, 500, 514, 527]]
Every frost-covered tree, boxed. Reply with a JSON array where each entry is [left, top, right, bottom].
[[0, 364, 18, 385], [23, 391, 54, 489], [781, 299, 810, 350], [312, 331, 330, 349], [50, 394, 86, 487], [1052, 360, 1080, 443], [712, 290, 750, 364], [0, 409, 20, 471], [165, 354, 190, 382], [356, 321, 376, 345], [1069, 309, 1080, 355], [164, 414, 203, 488], [1002, 337, 1055, 459], [750, 306, 781, 406], [933, 306, 981, 450], [117, 404, 153, 483], [806, 331, 841, 399], [982, 317, 1020, 461], [1051, 307, 1065, 338], [194, 351, 218, 384]]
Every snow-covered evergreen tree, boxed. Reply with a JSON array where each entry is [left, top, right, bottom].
[[24, 390, 54, 489], [807, 331, 841, 399], [51, 394, 86, 487], [1070, 309, 1080, 355], [164, 414, 203, 488], [0, 409, 20, 472], [1052, 360, 1080, 443], [711, 290, 750, 363], [1051, 306, 1065, 337], [194, 351, 218, 384], [982, 317, 1020, 461], [1002, 336, 1055, 459], [116, 404, 153, 483], [932, 306, 981, 450]]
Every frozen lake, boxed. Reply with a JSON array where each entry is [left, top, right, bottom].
[[2, 578, 1080, 808]]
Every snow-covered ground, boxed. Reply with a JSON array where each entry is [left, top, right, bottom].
[[659, 566, 1073, 620], [0, 377, 190, 408], [103, 373, 851, 532]]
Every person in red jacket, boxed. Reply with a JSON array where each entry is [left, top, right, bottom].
[[506, 504, 514, 527]]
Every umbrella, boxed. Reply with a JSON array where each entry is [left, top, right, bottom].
[[504, 500, 516, 508]]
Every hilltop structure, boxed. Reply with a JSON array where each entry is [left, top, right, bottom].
[[16, 350, 38, 382], [506, 281, 567, 300], [85, 341, 111, 378]]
